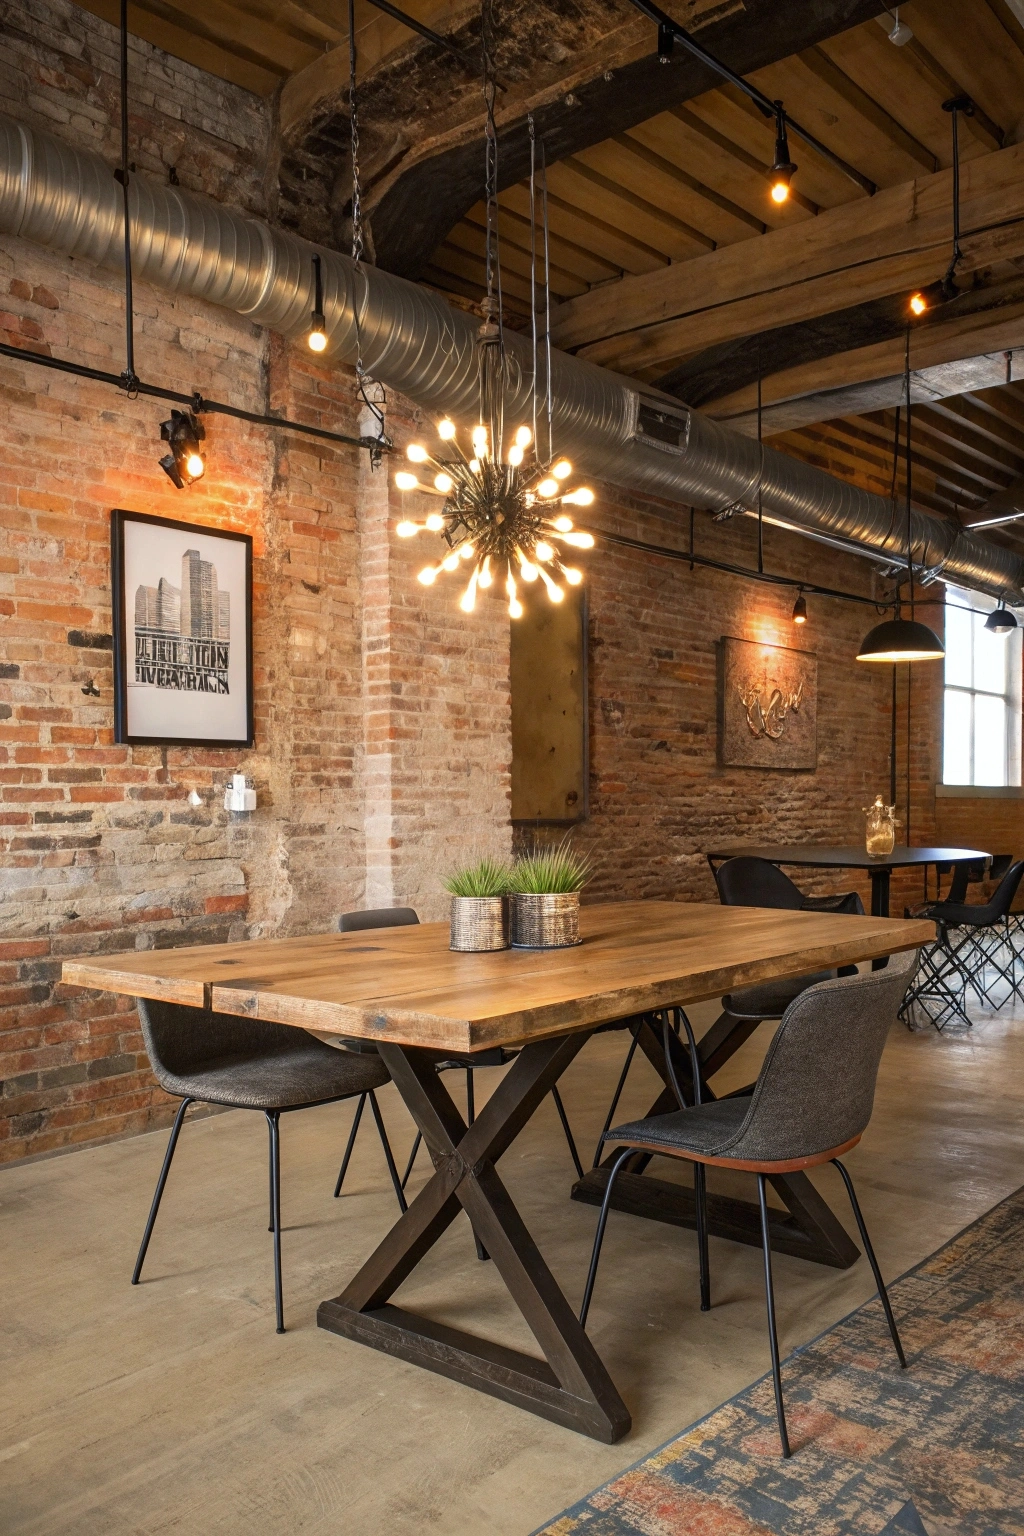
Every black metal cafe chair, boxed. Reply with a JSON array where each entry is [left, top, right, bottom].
[[589, 857, 863, 1164], [579, 954, 917, 1459], [901, 860, 1024, 1030], [334, 909, 584, 1207], [131, 997, 406, 1333]]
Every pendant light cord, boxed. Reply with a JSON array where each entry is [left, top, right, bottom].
[[117, 0, 138, 395], [905, 324, 914, 616]]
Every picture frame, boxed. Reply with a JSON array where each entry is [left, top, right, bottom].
[[111, 508, 254, 748]]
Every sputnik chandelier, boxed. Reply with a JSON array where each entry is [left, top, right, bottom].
[[393, 419, 595, 616], [392, 0, 596, 618]]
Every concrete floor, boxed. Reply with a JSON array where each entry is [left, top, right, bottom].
[[2, 994, 1023, 1535]]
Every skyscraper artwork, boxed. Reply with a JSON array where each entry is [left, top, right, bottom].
[[113, 510, 253, 747]]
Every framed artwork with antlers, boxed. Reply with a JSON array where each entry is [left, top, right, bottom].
[[718, 636, 818, 770]]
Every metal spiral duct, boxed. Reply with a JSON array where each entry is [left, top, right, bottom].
[[0, 110, 1020, 601]]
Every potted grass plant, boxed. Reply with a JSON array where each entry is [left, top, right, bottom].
[[443, 857, 513, 951], [509, 841, 591, 949]]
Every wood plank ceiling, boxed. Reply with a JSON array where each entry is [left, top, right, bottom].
[[73, 0, 1024, 554]]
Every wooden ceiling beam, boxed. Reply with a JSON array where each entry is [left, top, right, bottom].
[[558, 157, 716, 255], [667, 105, 820, 217], [928, 392, 1024, 459], [795, 45, 938, 174], [551, 140, 1024, 366], [75, 0, 283, 93], [610, 133, 765, 235]]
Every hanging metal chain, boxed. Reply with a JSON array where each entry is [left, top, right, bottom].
[[348, 0, 387, 462], [477, 0, 505, 453]]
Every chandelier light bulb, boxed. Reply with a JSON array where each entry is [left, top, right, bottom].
[[562, 530, 595, 548], [395, 471, 418, 491], [509, 598, 524, 618], [471, 425, 489, 456], [441, 551, 460, 572], [469, 457, 480, 473], [535, 541, 554, 561], [563, 487, 594, 506], [459, 542, 475, 559], [407, 443, 428, 463], [519, 558, 539, 581], [425, 512, 445, 531], [536, 477, 559, 498], [515, 425, 532, 448], [185, 452, 205, 480], [538, 567, 564, 602], [460, 572, 478, 613], [551, 459, 572, 479], [434, 472, 453, 493], [478, 556, 493, 589], [507, 444, 524, 466], [437, 418, 457, 440], [553, 515, 574, 532], [396, 520, 418, 537], [564, 567, 583, 585], [418, 566, 438, 585]]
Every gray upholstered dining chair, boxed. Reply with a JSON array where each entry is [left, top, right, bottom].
[[579, 952, 917, 1458], [591, 856, 862, 1164], [132, 997, 407, 1334], [334, 908, 584, 1215]]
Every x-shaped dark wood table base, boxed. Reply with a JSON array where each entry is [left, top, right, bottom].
[[572, 1010, 859, 1269], [318, 1032, 632, 1442]]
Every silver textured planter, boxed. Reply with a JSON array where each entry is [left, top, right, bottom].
[[510, 892, 581, 949], [449, 896, 509, 952]]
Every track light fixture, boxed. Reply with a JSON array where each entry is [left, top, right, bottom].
[[308, 253, 327, 353], [159, 410, 205, 488], [985, 602, 1018, 634], [792, 591, 807, 625], [657, 21, 674, 62], [769, 103, 797, 205]]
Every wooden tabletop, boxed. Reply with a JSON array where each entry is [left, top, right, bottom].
[[62, 901, 933, 1054], [705, 845, 990, 871]]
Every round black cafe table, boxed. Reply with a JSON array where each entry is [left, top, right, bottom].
[[705, 844, 991, 918]]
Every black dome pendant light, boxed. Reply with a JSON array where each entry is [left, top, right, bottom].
[[857, 332, 944, 663]]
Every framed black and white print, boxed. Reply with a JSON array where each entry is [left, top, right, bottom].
[[111, 509, 254, 747]]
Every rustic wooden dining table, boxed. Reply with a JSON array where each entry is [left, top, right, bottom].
[[64, 899, 931, 1443]]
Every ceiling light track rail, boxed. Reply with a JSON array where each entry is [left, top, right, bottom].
[[361, 0, 480, 71], [591, 525, 893, 608], [625, 0, 876, 196], [0, 342, 377, 453]]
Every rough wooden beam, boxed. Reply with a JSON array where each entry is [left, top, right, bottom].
[[360, 0, 888, 277], [795, 45, 938, 173], [552, 141, 1024, 366]]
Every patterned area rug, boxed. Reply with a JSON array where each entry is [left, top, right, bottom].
[[534, 1187, 1024, 1536]]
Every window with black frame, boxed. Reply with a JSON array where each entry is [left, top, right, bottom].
[[943, 590, 1022, 787]]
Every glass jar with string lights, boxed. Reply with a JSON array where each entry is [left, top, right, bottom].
[[393, 419, 595, 616]]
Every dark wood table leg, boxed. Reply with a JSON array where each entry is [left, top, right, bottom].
[[318, 1032, 631, 1444], [571, 1013, 860, 1270]]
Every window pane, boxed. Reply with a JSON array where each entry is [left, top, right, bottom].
[[974, 694, 1006, 786], [944, 605, 972, 687], [973, 613, 1007, 695], [943, 689, 972, 784]]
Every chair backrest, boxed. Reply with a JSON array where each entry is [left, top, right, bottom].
[[715, 856, 805, 911], [715, 949, 918, 1164], [339, 907, 420, 932], [137, 997, 299, 1088], [959, 859, 1024, 924], [988, 853, 1014, 883]]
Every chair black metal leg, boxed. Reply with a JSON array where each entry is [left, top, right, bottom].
[[400, 1130, 422, 1190], [333, 1091, 367, 1199], [579, 1147, 635, 1328], [757, 1174, 791, 1458], [551, 1084, 585, 1180], [832, 1159, 906, 1369], [266, 1110, 284, 1334], [132, 1095, 192, 1285], [592, 1023, 641, 1168], [367, 1090, 408, 1215], [694, 1162, 711, 1312]]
